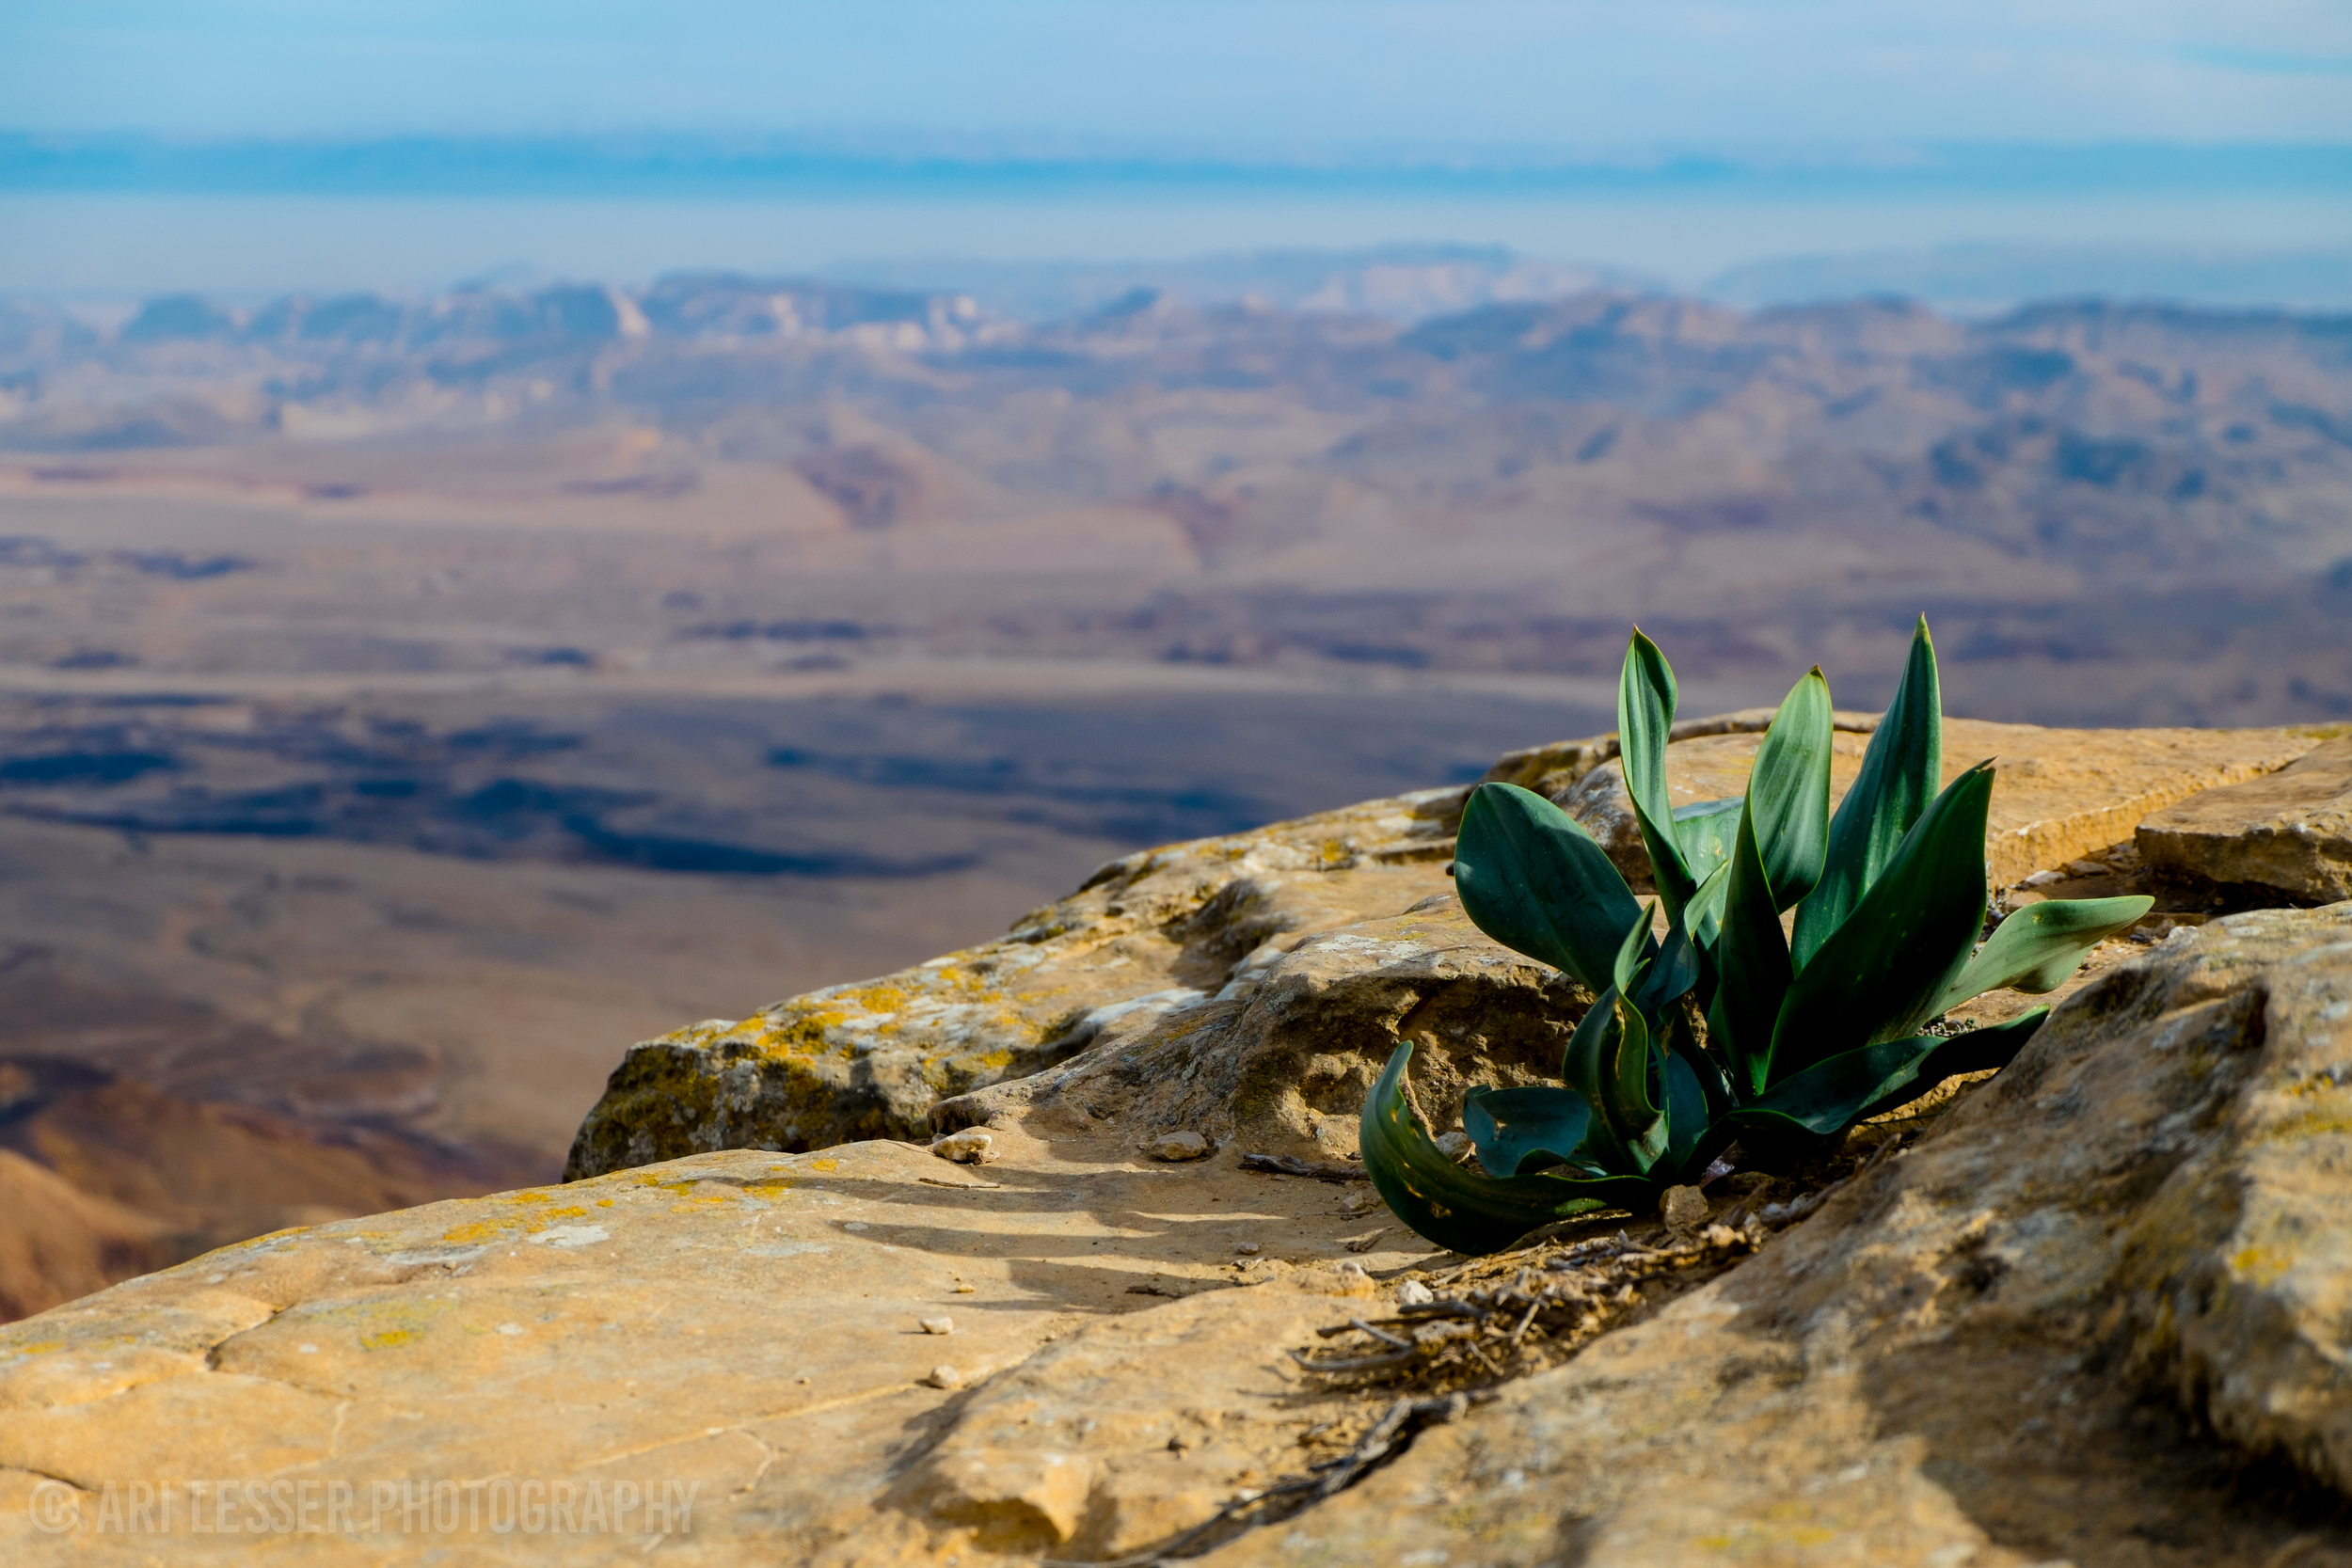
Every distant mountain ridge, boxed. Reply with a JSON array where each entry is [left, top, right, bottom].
[[1, 276, 2347, 725]]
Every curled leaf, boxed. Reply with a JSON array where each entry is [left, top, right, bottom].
[[1933, 896, 2153, 1013], [1362, 1042, 1652, 1255], [1463, 1084, 1594, 1177]]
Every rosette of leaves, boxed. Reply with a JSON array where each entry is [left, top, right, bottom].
[[1361, 617, 2152, 1255]]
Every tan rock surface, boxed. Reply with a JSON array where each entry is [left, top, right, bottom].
[[1198, 903, 2352, 1568], [931, 895, 1587, 1163], [1479, 705, 1883, 798], [1553, 718, 2322, 890], [11, 908, 2352, 1567], [2137, 734, 2352, 902], [0, 1120, 1433, 1565], [574, 716, 2323, 1181]]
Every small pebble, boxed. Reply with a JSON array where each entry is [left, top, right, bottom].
[[920, 1316, 955, 1335], [1332, 1260, 1370, 1281], [1434, 1131, 1471, 1160], [1146, 1131, 1212, 1162], [925, 1365, 964, 1390], [1234, 1242, 1261, 1256], [1396, 1279, 1435, 1307], [1339, 1188, 1379, 1213], [1661, 1184, 1711, 1234], [932, 1129, 1001, 1165]]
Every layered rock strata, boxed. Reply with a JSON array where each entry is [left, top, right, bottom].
[[2138, 734, 2352, 903]]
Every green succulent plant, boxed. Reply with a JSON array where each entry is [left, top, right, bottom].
[[1361, 617, 2153, 1255]]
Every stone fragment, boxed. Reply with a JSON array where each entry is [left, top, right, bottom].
[[919, 1316, 954, 1335], [1396, 1279, 1435, 1307], [924, 1364, 963, 1391], [1145, 1130, 1211, 1161], [1658, 1183, 1709, 1235], [2137, 735, 2352, 902], [931, 1128, 999, 1164]]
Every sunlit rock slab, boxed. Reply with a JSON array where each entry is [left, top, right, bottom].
[[1549, 718, 2324, 890], [0, 1124, 1429, 1565], [2138, 734, 2352, 903], [565, 786, 1464, 1175], [1199, 903, 2352, 1568], [933, 895, 1587, 1163], [572, 716, 2325, 1180]]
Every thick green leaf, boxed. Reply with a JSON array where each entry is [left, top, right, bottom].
[[1793, 616, 1943, 970], [1766, 763, 1994, 1082], [1559, 983, 1665, 1174], [1361, 1042, 1652, 1255], [1662, 1050, 1709, 1177], [1632, 910, 1699, 1018], [1454, 783, 1646, 991], [1932, 895, 2154, 1013], [1726, 1011, 2049, 1143], [1747, 668, 1834, 912], [1708, 798, 1793, 1094], [1672, 797, 1742, 886], [1613, 995, 1669, 1175], [1664, 998, 1735, 1120], [1560, 988, 1634, 1169], [1683, 858, 1731, 956], [1603, 909, 1669, 1173], [1463, 1085, 1593, 1177], [1856, 1010, 2048, 1121], [1619, 630, 1695, 913], [1721, 1035, 1945, 1138], [1611, 898, 1654, 1000]]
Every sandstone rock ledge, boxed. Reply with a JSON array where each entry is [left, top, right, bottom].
[[570, 716, 2328, 1178], [8, 906, 2352, 1566], [565, 786, 1468, 1175]]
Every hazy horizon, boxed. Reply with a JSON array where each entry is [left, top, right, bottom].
[[5, 1, 2346, 307]]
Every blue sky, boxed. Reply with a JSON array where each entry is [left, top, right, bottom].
[[4, 0, 2349, 147], [1, 3, 2346, 301]]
